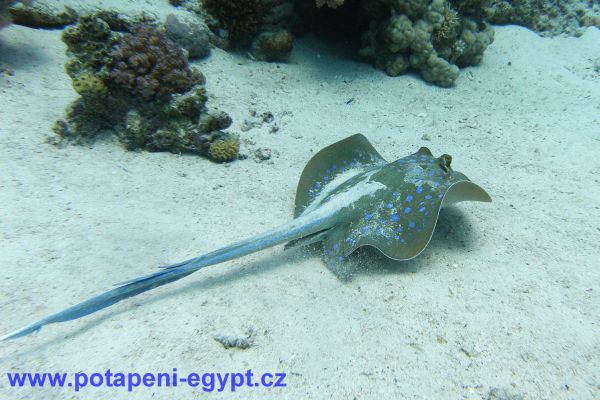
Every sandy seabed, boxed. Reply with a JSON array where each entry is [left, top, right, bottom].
[[0, 12, 599, 400]]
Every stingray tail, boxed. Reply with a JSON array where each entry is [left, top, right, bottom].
[[1, 215, 332, 341]]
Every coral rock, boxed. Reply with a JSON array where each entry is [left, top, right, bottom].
[[209, 138, 240, 162], [164, 13, 211, 59], [8, 2, 76, 29], [203, 0, 268, 46], [251, 30, 294, 61]]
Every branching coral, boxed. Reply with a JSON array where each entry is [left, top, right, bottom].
[[109, 25, 193, 100]]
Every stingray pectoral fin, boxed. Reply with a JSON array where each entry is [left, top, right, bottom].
[[321, 177, 491, 262], [294, 134, 387, 218], [441, 180, 492, 206]]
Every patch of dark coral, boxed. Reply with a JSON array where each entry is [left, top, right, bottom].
[[53, 15, 239, 162], [8, 2, 76, 29], [109, 25, 193, 100], [203, 0, 270, 47], [294, 0, 371, 43]]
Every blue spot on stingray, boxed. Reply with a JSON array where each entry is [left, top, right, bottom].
[[390, 213, 400, 222], [333, 244, 339, 250], [416, 186, 423, 194], [333, 164, 337, 170], [425, 194, 432, 200], [438, 194, 443, 199], [404, 207, 412, 214], [325, 169, 331, 174], [376, 228, 384, 235], [364, 213, 373, 221], [394, 235, 400, 240], [419, 206, 426, 213], [386, 203, 393, 209], [405, 195, 413, 202], [424, 211, 429, 216], [393, 191, 399, 197], [409, 221, 415, 228], [360, 226, 370, 234], [396, 226, 403, 233], [323, 176, 329, 181], [337, 256, 345, 262], [432, 182, 440, 188]]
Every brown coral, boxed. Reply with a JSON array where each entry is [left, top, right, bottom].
[[251, 30, 294, 61], [203, 0, 269, 45], [109, 25, 192, 100]]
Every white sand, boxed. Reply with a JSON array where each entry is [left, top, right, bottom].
[[1, 15, 599, 400]]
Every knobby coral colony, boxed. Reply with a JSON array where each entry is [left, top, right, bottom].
[[54, 15, 239, 162], [355, 0, 495, 87]]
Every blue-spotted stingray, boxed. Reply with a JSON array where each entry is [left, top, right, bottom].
[[2, 134, 491, 340]]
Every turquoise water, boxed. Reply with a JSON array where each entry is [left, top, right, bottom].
[[1, 1, 600, 399]]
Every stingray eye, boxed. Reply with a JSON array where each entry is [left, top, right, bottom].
[[437, 154, 453, 173]]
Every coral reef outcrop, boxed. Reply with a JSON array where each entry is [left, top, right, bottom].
[[7, 1, 76, 29], [356, 0, 495, 87], [203, 0, 269, 45], [1, 0, 29, 29], [481, 0, 600, 36], [54, 15, 239, 162], [201, 0, 296, 62], [251, 29, 294, 61]]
